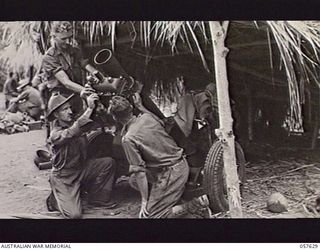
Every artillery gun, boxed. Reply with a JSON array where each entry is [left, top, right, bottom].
[[84, 48, 246, 214]]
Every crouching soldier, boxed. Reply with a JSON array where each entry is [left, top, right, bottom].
[[108, 95, 210, 218], [8, 79, 45, 120], [46, 92, 116, 219]]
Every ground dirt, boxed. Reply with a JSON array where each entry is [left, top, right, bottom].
[[1, 93, 320, 219]]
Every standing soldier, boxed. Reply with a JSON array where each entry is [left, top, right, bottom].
[[40, 21, 87, 117], [40, 21, 119, 138]]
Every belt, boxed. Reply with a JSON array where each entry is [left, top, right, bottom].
[[171, 158, 188, 170], [149, 158, 186, 173]]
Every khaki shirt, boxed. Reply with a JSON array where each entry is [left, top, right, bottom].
[[122, 113, 184, 174], [41, 45, 84, 92], [48, 110, 93, 171]]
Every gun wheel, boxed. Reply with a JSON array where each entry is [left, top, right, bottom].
[[203, 140, 246, 213]]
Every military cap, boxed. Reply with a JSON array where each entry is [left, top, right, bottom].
[[51, 21, 73, 39]]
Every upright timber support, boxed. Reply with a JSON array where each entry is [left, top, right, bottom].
[[246, 83, 254, 141], [209, 21, 243, 217]]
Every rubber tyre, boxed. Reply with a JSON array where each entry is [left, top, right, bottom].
[[203, 140, 246, 213]]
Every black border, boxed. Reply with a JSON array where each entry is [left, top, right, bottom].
[[0, 219, 320, 243], [1, 0, 320, 20], [1, 0, 320, 243]]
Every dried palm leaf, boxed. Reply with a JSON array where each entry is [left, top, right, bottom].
[[264, 21, 320, 129], [1, 20, 320, 129]]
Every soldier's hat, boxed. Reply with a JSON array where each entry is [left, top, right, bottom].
[[47, 93, 75, 121], [51, 21, 73, 39]]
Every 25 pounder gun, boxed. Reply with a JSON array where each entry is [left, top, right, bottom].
[[82, 48, 166, 122], [81, 48, 137, 98]]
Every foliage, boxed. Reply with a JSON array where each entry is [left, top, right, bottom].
[[263, 21, 320, 129], [0, 21, 319, 128]]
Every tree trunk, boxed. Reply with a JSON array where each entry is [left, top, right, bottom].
[[209, 21, 243, 218]]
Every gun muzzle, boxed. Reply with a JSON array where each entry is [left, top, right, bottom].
[[94, 49, 112, 65]]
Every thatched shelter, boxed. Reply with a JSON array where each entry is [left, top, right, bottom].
[[1, 21, 319, 133], [1, 21, 320, 217]]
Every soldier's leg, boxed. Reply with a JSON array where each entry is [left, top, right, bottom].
[[49, 171, 82, 219], [144, 160, 189, 218], [81, 157, 116, 204]]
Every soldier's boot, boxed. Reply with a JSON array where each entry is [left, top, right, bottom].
[[186, 194, 212, 218], [46, 191, 59, 212], [168, 195, 211, 218]]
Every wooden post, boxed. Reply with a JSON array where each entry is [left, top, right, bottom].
[[311, 88, 320, 149], [209, 21, 243, 217], [246, 83, 254, 141]]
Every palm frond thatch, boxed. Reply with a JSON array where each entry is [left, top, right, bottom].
[[1, 21, 320, 129], [0, 21, 47, 74], [146, 21, 320, 129], [80, 21, 120, 50], [264, 21, 320, 128], [149, 21, 210, 71]]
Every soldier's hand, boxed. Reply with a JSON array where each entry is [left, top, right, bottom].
[[10, 97, 19, 104], [86, 75, 101, 85], [40, 104, 46, 111], [87, 93, 100, 109], [132, 93, 142, 108], [139, 199, 149, 218], [80, 84, 96, 99]]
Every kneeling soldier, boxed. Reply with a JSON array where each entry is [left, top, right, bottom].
[[108, 95, 210, 218], [46, 93, 116, 219]]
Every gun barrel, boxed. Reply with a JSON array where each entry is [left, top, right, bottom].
[[94, 49, 112, 65]]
